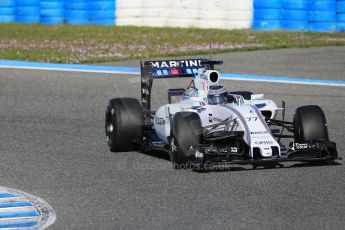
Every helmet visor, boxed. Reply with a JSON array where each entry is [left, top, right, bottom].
[[208, 94, 227, 105]]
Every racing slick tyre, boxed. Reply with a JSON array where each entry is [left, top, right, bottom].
[[105, 98, 144, 152], [293, 105, 329, 142], [170, 112, 203, 169]]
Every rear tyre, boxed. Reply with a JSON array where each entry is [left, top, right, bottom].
[[170, 112, 203, 169], [293, 105, 329, 142], [105, 98, 144, 152]]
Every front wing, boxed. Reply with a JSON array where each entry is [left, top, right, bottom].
[[190, 140, 339, 166]]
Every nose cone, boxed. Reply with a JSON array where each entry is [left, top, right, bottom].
[[260, 146, 273, 157]]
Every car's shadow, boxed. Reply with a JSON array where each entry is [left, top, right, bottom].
[[195, 161, 342, 173], [140, 149, 342, 173], [141, 149, 171, 161]]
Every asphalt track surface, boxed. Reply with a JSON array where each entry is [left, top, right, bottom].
[[0, 47, 344, 229]]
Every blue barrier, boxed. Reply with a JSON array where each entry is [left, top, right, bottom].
[[40, 0, 63, 24], [0, 0, 15, 22], [65, 1, 88, 11], [40, 1, 63, 9], [0, 7, 15, 15], [0, 15, 15, 22], [16, 15, 40, 23], [252, 20, 281, 30], [252, 0, 342, 32], [254, 9, 282, 20], [309, 1, 336, 11], [337, 1, 345, 12], [88, 0, 115, 25], [309, 11, 336, 22], [282, 0, 309, 31], [0, 0, 117, 25], [337, 0, 345, 31], [89, 19, 115, 25], [253, 0, 281, 30], [281, 20, 309, 31], [16, 6, 40, 16], [309, 0, 336, 32], [310, 22, 336, 32], [15, 0, 40, 23], [283, 10, 309, 21], [254, 0, 282, 9], [88, 1, 115, 10], [16, 0, 40, 6], [0, 0, 16, 7], [337, 22, 345, 31], [41, 16, 63, 24], [41, 9, 64, 18], [282, 0, 309, 10], [337, 13, 345, 21], [89, 10, 115, 20], [65, 0, 89, 25]]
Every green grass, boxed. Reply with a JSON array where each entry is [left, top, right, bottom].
[[0, 24, 345, 63]]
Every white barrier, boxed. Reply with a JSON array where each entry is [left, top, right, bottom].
[[116, 0, 253, 29], [166, 0, 199, 27], [116, 0, 143, 26], [142, 0, 171, 27], [228, 0, 253, 28]]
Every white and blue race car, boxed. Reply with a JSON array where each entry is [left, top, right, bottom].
[[105, 59, 338, 169]]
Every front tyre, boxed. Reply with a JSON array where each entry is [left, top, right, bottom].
[[293, 105, 329, 142], [170, 112, 203, 169], [105, 98, 144, 152]]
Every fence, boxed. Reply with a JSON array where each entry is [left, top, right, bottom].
[[0, 0, 344, 32]]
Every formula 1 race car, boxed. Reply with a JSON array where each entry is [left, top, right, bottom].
[[105, 59, 338, 169]]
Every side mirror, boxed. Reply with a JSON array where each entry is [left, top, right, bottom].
[[251, 94, 264, 100]]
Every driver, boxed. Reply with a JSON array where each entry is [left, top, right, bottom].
[[183, 79, 230, 105], [207, 84, 229, 105]]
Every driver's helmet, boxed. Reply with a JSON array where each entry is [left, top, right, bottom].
[[208, 85, 229, 105]]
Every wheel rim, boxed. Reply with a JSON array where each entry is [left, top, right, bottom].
[[294, 116, 302, 142], [107, 123, 113, 133], [169, 138, 176, 162], [105, 108, 116, 143]]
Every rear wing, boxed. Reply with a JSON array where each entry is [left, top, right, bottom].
[[140, 59, 223, 113]]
